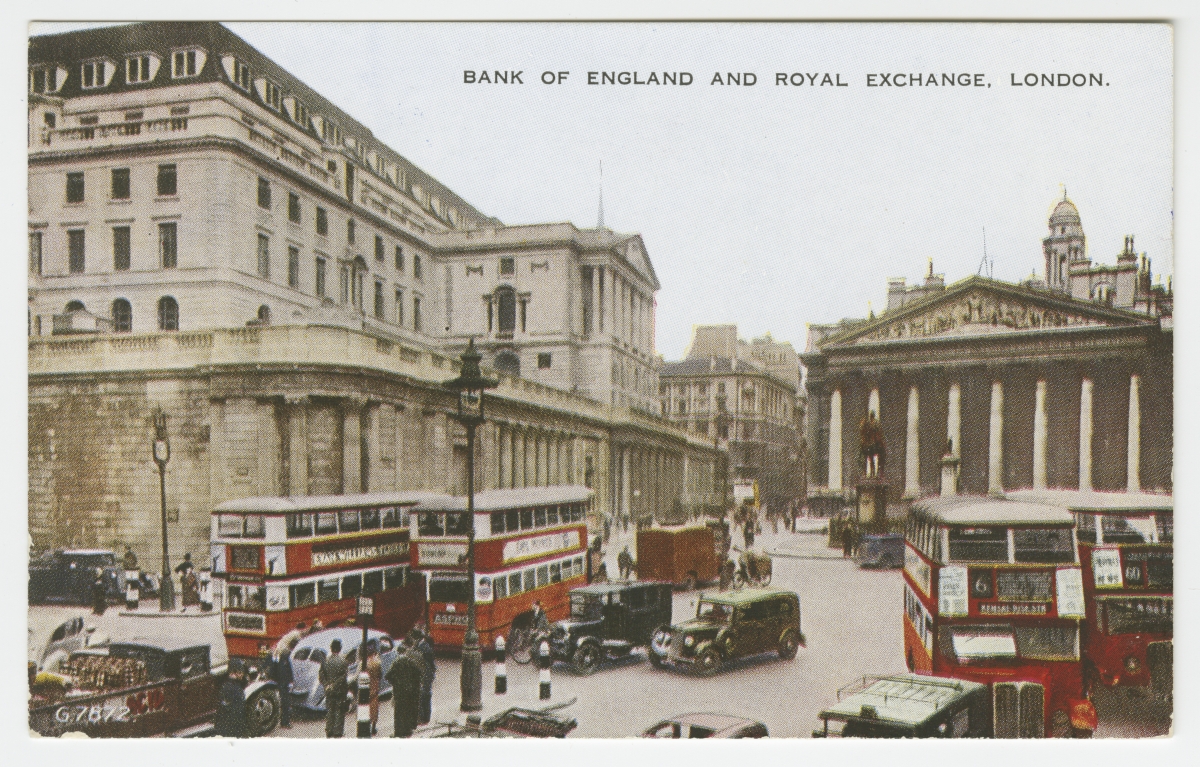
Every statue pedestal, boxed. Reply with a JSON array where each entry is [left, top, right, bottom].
[[856, 474, 890, 534], [940, 455, 960, 497]]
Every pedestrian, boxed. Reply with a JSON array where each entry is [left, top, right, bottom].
[[623, 514, 629, 533], [719, 558, 735, 591], [181, 568, 200, 610], [276, 621, 307, 657], [842, 520, 856, 558], [743, 518, 755, 549], [268, 645, 294, 729], [603, 515, 611, 543], [214, 660, 248, 738], [364, 641, 383, 735], [174, 552, 194, 576], [91, 569, 108, 615], [530, 600, 550, 635], [414, 628, 435, 725], [318, 638, 349, 738], [121, 547, 138, 570], [595, 561, 609, 582], [617, 546, 634, 580], [385, 638, 423, 737]]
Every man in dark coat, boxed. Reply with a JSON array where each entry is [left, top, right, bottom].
[[91, 569, 108, 615], [385, 640, 424, 737], [214, 662, 248, 738], [414, 629, 436, 725], [318, 639, 349, 737], [269, 648, 294, 728]]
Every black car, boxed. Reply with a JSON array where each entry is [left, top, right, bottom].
[[29, 549, 125, 605], [545, 582, 673, 674]]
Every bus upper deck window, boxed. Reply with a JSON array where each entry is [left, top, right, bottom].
[[1012, 528, 1074, 564], [947, 527, 1008, 563], [381, 507, 402, 528], [491, 511, 505, 534], [1101, 516, 1154, 545], [446, 512, 471, 536], [418, 512, 445, 537], [317, 512, 338, 535], [218, 515, 243, 538], [287, 513, 314, 538], [506, 509, 519, 531], [1155, 514, 1173, 543], [535, 507, 548, 527], [520, 509, 534, 529], [546, 506, 560, 525], [360, 508, 380, 529], [339, 511, 361, 533], [243, 515, 265, 538], [1074, 513, 1097, 545]]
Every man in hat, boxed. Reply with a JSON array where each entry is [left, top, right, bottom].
[[267, 644, 294, 729], [214, 661, 248, 738], [385, 636, 423, 737], [318, 639, 349, 737], [413, 627, 436, 725]]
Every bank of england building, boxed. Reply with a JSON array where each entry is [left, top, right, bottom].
[[28, 22, 724, 560]]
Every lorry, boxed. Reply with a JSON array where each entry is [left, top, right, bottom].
[[28, 637, 279, 738], [636, 524, 720, 589]]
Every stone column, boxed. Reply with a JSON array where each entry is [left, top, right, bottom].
[[1033, 380, 1048, 490], [828, 389, 843, 491], [905, 385, 920, 498], [988, 380, 1004, 495], [497, 425, 510, 489], [591, 267, 600, 336], [514, 429, 526, 488], [1127, 374, 1141, 492], [285, 395, 308, 497], [947, 383, 961, 458], [622, 447, 632, 518], [342, 397, 365, 494], [1080, 377, 1094, 492]]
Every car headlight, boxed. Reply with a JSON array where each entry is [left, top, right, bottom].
[[1125, 655, 1141, 672], [684, 635, 695, 648]]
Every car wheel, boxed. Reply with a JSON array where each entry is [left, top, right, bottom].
[[508, 628, 533, 665], [778, 631, 799, 660], [648, 649, 666, 668], [696, 647, 722, 676], [246, 687, 281, 737], [573, 642, 602, 675]]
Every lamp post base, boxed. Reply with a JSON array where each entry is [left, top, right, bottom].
[[460, 635, 483, 712], [159, 575, 176, 612]]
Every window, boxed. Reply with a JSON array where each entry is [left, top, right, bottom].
[[360, 508, 381, 529], [550, 562, 562, 583], [230, 546, 259, 570], [340, 265, 350, 304], [68, 229, 86, 273], [413, 254, 422, 279], [81, 60, 110, 89], [231, 59, 252, 91], [948, 527, 1008, 563], [1014, 625, 1078, 660], [341, 574, 362, 599], [288, 192, 301, 223], [394, 289, 404, 324], [111, 168, 130, 200], [500, 257, 515, 275], [315, 257, 327, 297], [29, 232, 43, 275], [44, 112, 56, 128], [288, 247, 300, 288], [289, 583, 315, 609], [395, 245, 404, 271], [158, 296, 179, 331], [524, 569, 536, 592], [257, 234, 270, 279], [286, 513, 313, 538], [316, 512, 338, 535], [171, 49, 200, 78], [413, 296, 422, 331], [347, 218, 356, 244], [111, 299, 132, 333], [539, 353, 553, 370], [30, 66, 61, 94], [66, 172, 85, 203], [291, 100, 309, 127], [1013, 529, 1074, 564], [159, 223, 177, 268], [157, 164, 177, 196], [497, 287, 516, 333], [257, 177, 271, 209], [520, 509, 534, 529], [374, 280, 385, 318], [493, 575, 507, 600], [318, 579, 340, 602], [363, 570, 383, 596], [375, 235, 385, 261], [381, 506, 407, 529], [315, 207, 328, 236], [125, 54, 154, 84]]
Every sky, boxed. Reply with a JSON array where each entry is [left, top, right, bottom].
[[29, 21, 1174, 361]]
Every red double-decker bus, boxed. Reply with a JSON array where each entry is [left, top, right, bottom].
[[211, 493, 430, 658], [411, 486, 592, 650], [1010, 490, 1172, 697], [903, 495, 1093, 737]]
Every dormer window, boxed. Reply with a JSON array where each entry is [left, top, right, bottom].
[[125, 53, 160, 84], [30, 65, 66, 94], [256, 79, 283, 112], [81, 59, 115, 89], [171, 48, 206, 78], [221, 56, 253, 90], [292, 100, 309, 127]]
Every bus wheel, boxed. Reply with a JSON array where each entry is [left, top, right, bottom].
[[573, 641, 602, 675], [246, 687, 281, 737]]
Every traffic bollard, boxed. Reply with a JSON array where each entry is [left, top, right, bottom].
[[494, 636, 507, 695], [538, 640, 551, 700], [125, 570, 139, 610], [356, 671, 371, 737]]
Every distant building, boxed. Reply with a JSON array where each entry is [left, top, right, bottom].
[[660, 325, 806, 515]]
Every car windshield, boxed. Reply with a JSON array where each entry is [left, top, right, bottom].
[[570, 593, 602, 620], [697, 601, 732, 624]]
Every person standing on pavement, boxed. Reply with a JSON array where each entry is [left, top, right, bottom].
[[268, 645, 294, 729], [122, 547, 138, 570], [530, 600, 550, 635], [276, 621, 306, 657], [743, 515, 755, 549], [414, 628, 435, 725], [318, 639, 349, 738], [385, 638, 423, 737], [214, 661, 248, 738], [617, 546, 634, 580], [364, 641, 383, 735], [91, 569, 108, 615]]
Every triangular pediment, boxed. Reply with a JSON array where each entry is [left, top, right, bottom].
[[621, 236, 660, 289], [825, 277, 1152, 348]]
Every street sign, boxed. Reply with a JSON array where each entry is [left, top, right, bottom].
[[357, 596, 374, 616]]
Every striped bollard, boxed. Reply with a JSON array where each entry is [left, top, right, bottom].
[[356, 671, 371, 737], [494, 636, 507, 695], [538, 641, 551, 700]]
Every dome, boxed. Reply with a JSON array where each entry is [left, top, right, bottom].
[[1049, 198, 1081, 224]]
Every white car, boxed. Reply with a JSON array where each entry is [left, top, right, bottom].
[[28, 615, 100, 672], [289, 627, 400, 712]]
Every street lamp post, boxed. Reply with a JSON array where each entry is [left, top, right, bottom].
[[151, 411, 175, 612], [442, 338, 498, 713]]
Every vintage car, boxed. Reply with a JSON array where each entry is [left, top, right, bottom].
[[648, 588, 804, 675], [543, 582, 673, 674], [854, 533, 905, 569], [29, 549, 125, 605], [29, 636, 280, 738], [643, 713, 769, 738], [289, 627, 399, 712], [813, 674, 991, 738], [434, 704, 579, 738], [28, 615, 102, 674]]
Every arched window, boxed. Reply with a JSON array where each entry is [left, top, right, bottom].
[[65, 300, 85, 312], [494, 351, 520, 376], [112, 299, 132, 332], [496, 286, 516, 333], [257, 304, 271, 324], [157, 296, 179, 331]]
